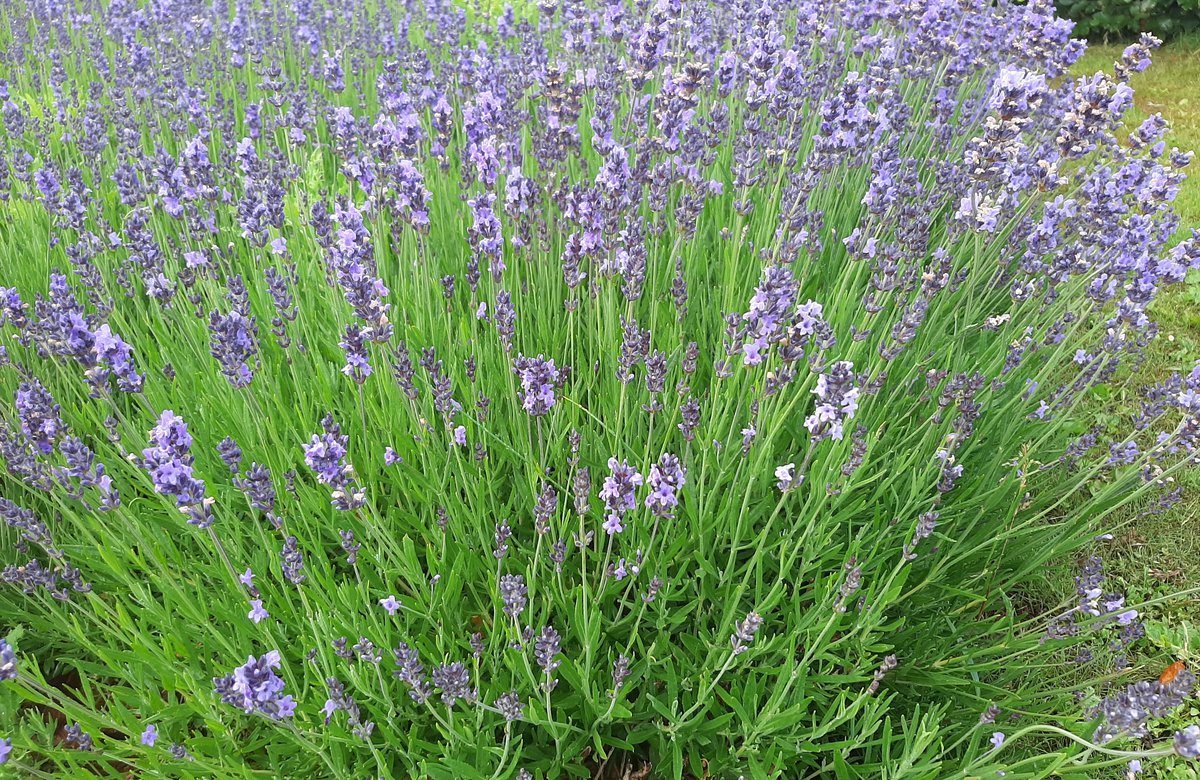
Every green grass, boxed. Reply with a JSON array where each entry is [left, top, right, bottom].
[[1067, 37, 1200, 620], [1061, 37, 1200, 780], [1075, 39, 1200, 238]]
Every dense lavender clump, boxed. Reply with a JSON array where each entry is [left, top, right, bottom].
[[0, 0, 1197, 777]]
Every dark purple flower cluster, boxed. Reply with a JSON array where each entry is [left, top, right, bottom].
[[7, 274, 144, 394]]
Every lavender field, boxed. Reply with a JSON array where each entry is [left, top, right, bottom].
[[1, 1, 1199, 778]]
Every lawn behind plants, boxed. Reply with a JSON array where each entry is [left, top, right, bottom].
[[1046, 35, 1200, 780], [1069, 38, 1200, 625], [1, 3, 1200, 780]]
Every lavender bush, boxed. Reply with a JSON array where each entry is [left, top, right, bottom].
[[0, 0, 1198, 778]]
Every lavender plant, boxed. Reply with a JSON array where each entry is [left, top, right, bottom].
[[0, 1, 1198, 778]]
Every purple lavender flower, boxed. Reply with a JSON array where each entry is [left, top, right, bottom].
[[302, 416, 364, 510], [248, 599, 269, 624], [280, 536, 305, 585], [15, 379, 63, 454], [645, 453, 686, 519], [217, 437, 242, 473], [534, 625, 562, 690], [340, 529, 360, 565], [743, 266, 797, 365], [339, 324, 373, 383], [0, 639, 16, 680], [303, 424, 350, 485], [1175, 725, 1200, 759], [63, 723, 92, 751], [431, 662, 476, 707], [393, 643, 432, 703], [1093, 669, 1195, 743], [379, 595, 401, 615], [514, 354, 560, 416], [534, 482, 557, 535], [208, 308, 258, 388], [140, 724, 157, 747], [600, 458, 642, 535], [494, 691, 524, 722], [494, 519, 512, 559], [499, 574, 528, 619], [213, 650, 296, 719], [804, 362, 860, 443], [142, 411, 212, 527]]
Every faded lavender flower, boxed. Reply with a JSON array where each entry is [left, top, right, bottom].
[[612, 654, 631, 695], [867, 655, 898, 695], [732, 612, 763, 655]]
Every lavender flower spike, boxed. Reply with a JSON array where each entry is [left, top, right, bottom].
[[600, 458, 642, 535], [213, 650, 296, 719], [514, 353, 560, 416], [141, 410, 213, 527]]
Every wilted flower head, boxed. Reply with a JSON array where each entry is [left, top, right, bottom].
[[732, 612, 763, 655]]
